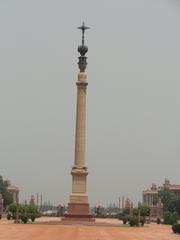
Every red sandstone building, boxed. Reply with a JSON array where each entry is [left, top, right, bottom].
[[143, 177, 180, 205], [142, 177, 180, 219]]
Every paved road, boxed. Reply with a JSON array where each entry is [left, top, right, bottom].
[[0, 218, 178, 240]]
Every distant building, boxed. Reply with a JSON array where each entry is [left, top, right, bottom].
[[142, 183, 159, 206], [150, 202, 163, 219], [125, 198, 132, 209], [6, 180, 19, 203], [29, 195, 36, 205], [143, 177, 180, 206]]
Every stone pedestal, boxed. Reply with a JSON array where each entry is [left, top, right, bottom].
[[63, 203, 93, 221]]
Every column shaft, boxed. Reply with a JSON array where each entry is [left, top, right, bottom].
[[74, 73, 87, 167]]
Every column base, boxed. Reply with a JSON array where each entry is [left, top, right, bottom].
[[62, 203, 95, 222]]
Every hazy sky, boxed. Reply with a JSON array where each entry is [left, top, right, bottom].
[[0, 0, 180, 206]]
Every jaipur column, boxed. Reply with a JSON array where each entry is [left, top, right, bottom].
[[62, 22, 94, 222]]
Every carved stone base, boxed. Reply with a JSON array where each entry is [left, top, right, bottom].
[[62, 203, 95, 222]]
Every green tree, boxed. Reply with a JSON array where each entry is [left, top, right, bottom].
[[168, 199, 177, 212], [158, 189, 177, 212], [27, 204, 38, 214], [132, 208, 138, 216], [139, 205, 150, 217], [164, 211, 178, 225], [171, 212, 178, 225], [175, 199, 180, 217], [0, 175, 13, 207], [8, 202, 18, 219], [122, 208, 130, 215]]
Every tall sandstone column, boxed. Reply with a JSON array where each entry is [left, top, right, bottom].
[[63, 22, 94, 221]]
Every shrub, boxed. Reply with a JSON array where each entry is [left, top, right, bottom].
[[21, 215, 28, 224], [172, 223, 178, 233], [118, 214, 129, 224], [140, 217, 145, 226], [9, 202, 41, 224], [164, 211, 178, 225], [29, 212, 41, 222], [157, 218, 161, 224], [122, 216, 128, 224], [7, 213, 11, 220], [129, 216, 138, 227], [164, 211, 171, 224], [29, 213, 36, 222], [172, 223, 180, 234], [170, 212, 178, 225]]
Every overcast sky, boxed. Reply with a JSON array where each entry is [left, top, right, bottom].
[[0, 0, 180, 206]]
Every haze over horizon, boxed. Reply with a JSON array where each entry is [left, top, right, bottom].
[[0, 0, 180, 206]]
